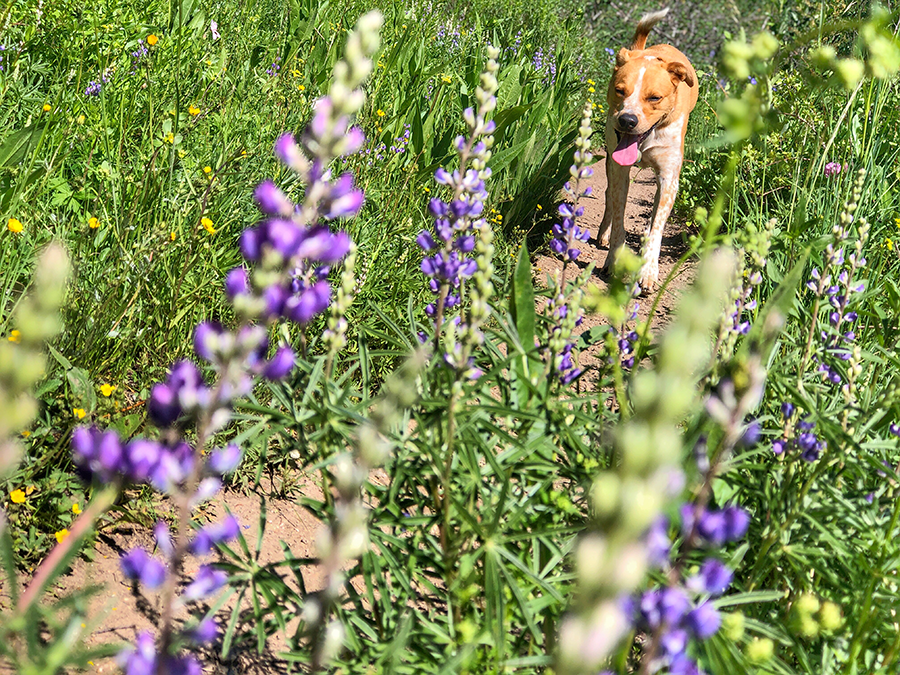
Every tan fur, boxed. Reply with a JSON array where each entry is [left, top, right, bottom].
[[597, 8, 699, 293]]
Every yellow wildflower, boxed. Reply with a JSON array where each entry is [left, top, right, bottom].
[[588, 86, 595, 93], [188, 105, 200, 116], [73, 408, 86, 419], [100, 383, 116, 397], [376, 109, 386, 117], [885, 238, 894, 251], [147, 34, 159, 46], [291, 69, 301, 77], [88, 217, 100, 229], [201, 217, 216, 234], [536, 204, 543, 211], [203, 165, 212, 175], [587, 79, 595, 85], [7, 217, 23, 233], [164, 132, 174, 144], [10, 489, 26, 504], [298, 84, 305, 92], [441, 75, 452, 83], [42, 104, 52, 112], [21, 430, 31, 438], [55, 529, 70, 544], [8, 330, 21, 343], [25, 485, 35, 495], [170, 231, 177, 241], [895, 217, 900, 230], [72, 503, 82, 515]]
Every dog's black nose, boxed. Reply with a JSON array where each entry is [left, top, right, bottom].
[[618, 113, 638, 130]]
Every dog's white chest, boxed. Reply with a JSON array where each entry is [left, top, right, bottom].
[[638, 116, 685, 171]]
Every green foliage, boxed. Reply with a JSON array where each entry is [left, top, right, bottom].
[[3, 0, 900, 674]]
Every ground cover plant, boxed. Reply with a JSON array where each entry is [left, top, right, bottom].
[[2, 0, 900, 674]]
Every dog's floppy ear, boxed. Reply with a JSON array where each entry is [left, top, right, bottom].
[[667, 61, 695, 87], [616, 48, 632, 68]]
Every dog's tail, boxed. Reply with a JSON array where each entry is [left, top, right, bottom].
[[630, 8, 669, 50]]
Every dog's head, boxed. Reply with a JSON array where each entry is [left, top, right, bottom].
[[607, 49, 694, 166]]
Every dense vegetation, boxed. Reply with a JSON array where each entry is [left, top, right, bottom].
[[2, 0, 900, 673]]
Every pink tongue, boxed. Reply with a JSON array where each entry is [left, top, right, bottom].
[[612, 134, 640, 166]]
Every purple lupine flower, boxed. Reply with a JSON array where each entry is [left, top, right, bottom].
[[669, 654, 703, 675], [688, 558, 733, 596], [209, 444, 242, 474], [254, 180, 295, 217], [225, 267, 249, 300], [190, 515, 241, 554], [187, 618, 218, 645], [646, 516, 671, 567], [274, 133, 307, 173], [739, 419, 761, 447], [155, 521, 174, 557], [723, 505, 750, 540], [263, 345, 295, 380], [182, 565, 228, 601], [118, 631, 157, 674], [120, 548, 167, 589], [686, 600, 721, 639]]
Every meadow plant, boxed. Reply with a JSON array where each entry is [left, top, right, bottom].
[[558, 251, 736, 674], [9, 12, 385, 673], [544, 101, 594, 384], [6, 2, 900, 674], [417, 44, 499, 373], [0, 244, 69, 478]]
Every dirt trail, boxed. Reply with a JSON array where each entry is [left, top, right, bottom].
[[533, 155, 697, 373], [3, 159, 698, 674]]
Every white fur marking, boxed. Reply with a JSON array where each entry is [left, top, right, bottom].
[[623, 67, 646, 125]]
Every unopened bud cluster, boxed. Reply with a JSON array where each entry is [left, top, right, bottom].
[[558, 252, 735, 673], [0, 244, 69, 475]]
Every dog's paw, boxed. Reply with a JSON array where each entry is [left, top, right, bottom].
[[597, 228, 611, 248], [637, 268, 659, 295]]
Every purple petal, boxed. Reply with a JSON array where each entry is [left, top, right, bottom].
[[263, 345, 295, 380], [254, 180, 295, 217]]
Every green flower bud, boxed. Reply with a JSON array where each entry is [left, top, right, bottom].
[[591, 473, 620, 518], [751, 31, 779, 59], [723, 611, 745, 641], [722, 40, 753, 80], [818, 601, 842, 632], [835, 58, 865, 90], [745, 637, 774, 664], [808, 45, 837, 69], [796, 615, 819, 638], [794, 593, 821, 617]]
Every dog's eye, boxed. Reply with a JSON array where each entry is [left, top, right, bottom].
[[615, 87, 625, 97], [647, 95, 662, 102]]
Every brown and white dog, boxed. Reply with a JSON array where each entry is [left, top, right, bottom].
[[597, 8, 698, 292]]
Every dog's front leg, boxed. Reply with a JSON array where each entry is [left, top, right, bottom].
[[638, 169, 679, 292], [600, 156, 631, 272]]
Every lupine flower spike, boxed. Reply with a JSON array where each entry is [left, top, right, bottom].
[[545, 101, 594, 384], [417, 45, 499, 376], [68, 12, 385, 673]]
